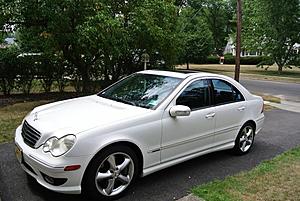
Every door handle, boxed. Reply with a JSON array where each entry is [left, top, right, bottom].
[[205, 113, 215, 119], [237, 106, 246, 111]]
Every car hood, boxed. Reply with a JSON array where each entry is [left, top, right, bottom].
[[24, 95, 151, 143]]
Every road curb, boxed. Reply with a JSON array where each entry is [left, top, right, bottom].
[[177, 194, 204, 201], [265, 100, 300, 113]]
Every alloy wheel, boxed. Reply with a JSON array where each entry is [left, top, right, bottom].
[[239, 125, 254, 152], [95, 152, 134, 196]]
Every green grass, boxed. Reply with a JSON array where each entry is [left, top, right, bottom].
[[0, 100, 51, 143], [192, 146, 300, 201]]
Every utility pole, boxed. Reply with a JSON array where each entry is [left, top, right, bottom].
[[235, 0, 242, 82]]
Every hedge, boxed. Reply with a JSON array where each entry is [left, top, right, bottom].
[[205, 55, 274, 65]]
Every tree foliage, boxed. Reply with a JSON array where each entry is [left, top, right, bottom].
[[177, 8, 213, 68], [243, 0, 300, 72], [7, 0, 299, 94], [189, 0, 235, 55], [1, 0, 184, 92], [0, 46, 20, 95]]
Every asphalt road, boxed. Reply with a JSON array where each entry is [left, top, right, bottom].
[[241, 79, 300, 102], [0, 109, 300, 201]]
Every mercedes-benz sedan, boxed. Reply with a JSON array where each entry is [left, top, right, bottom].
[[15, 70, 264, 200]]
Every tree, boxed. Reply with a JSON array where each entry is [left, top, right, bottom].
[[243, 0, 300, 73], [131, 0, 180, 69], [7, 0, 104, 92], [189, 0, 235, 55], [3, 0, 182, 93], [0, 46, 20, 95], [177, 8, 213, 68], [78, 6, 129, 84]]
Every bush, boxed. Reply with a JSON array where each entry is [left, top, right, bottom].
[[0, 47, 20, 95], [206, 56, 220, 64], [16, 55, 38, 94], [241, 56, 274, 65], [201, 55, 274, 65], [224, 55, 235, 64]]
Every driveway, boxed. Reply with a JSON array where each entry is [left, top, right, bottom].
[[0, 109, 300, 201], [241, 79, 300, 102]]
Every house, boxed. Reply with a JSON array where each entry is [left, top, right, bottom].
[[224, 38, 299, 56]]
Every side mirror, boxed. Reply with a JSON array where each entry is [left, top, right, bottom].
[[169, 105, 191, 117]]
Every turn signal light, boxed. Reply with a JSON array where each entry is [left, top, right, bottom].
[[64, 165, 81, 171]]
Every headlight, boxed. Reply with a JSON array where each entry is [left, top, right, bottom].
[[43, 135, 76, 157]]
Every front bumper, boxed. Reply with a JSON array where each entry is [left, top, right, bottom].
[[15, 125, 90, 194]]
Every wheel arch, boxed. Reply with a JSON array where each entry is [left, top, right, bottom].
[[82, 141, 144, 183], [234, 120, 257, 142], [243, 120, 256, 132]]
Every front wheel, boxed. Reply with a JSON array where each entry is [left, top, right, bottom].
[[233, 123, 255, 155], [82, 145, 139, 200]]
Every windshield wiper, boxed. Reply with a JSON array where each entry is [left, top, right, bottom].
[[113, 97, 136, 106], [99, 94, 136, 106]]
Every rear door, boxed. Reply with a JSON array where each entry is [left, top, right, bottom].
[[210, 79, 247, 146]]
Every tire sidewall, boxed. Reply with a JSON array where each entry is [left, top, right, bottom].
[[234, 123, 255, 155], [82, 145, 139, 201]]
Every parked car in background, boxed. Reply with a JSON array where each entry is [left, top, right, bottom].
[[15, 70, 264, 200]]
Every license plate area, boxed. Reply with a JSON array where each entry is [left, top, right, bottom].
[[15, 144, 23, 164]]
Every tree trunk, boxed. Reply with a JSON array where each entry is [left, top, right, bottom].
[[186, 61, 189, 70], [278, 65, 283, 74], [80, 66, 91, 93], [42, 78, 53, 93]]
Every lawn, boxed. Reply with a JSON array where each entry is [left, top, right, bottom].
[[0, 100, 51, 143], [177, 64, 300, 83], [192, 146, 300, 201]]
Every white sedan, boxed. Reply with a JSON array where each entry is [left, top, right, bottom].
[[15, 70, 264, 200]]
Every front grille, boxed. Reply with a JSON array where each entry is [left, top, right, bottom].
[[21, 121, 41, 148]]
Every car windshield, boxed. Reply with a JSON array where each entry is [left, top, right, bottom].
[[98, 73, 182, 109]]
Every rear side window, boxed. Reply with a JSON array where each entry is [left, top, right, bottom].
[[211, 79, 244, 105], [176, 79, 210, 110]]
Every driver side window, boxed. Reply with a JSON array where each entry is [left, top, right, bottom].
[[176, 79, 210, 111]]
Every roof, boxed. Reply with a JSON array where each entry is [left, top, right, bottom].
[[139, 70, 215, 79]]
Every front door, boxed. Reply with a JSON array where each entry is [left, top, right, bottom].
[[161, 79, 215, 163]]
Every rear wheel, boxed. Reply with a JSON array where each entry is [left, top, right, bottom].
[[233, 123, 255, 155], [82, 145, 139, 200]]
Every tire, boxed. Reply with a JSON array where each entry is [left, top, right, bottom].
[[82, 145, 139, 201], [233, 123, 255, 155]]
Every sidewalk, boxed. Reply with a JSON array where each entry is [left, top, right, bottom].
[[265, 100, 300, 113]]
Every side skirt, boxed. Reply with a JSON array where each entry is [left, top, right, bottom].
[[142, 141, 235, 177]]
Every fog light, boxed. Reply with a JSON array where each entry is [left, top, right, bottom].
[[41, 172, 68, 186], [44, 175, 54, 184]]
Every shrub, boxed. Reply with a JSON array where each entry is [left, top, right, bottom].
[[15, 55, 38, 94], [0, 47, 20, 95], [206, 56, 220, 64], [201, 55, 274, 65]]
